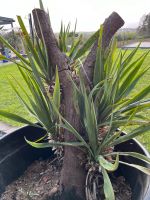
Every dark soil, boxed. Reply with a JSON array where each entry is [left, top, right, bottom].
[[1, 158, 61, 200], [111, 175, 132, 200], [1, 157, 132, 200]]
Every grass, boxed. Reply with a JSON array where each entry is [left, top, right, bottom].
[[0, 49, 150, 150], [120, 49, 150, 150], [0, 63, 34, 126]]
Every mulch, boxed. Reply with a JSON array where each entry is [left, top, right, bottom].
[[0, 156, 132, 200]]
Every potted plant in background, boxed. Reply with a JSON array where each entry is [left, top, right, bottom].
[[0, 1, 150, 199]]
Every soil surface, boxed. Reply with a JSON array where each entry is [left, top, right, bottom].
[[1, 157, 132, 200], [1, 158, 61, 200], [110, 175, 132, 200]]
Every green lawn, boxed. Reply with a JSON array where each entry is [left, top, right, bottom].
[[0, 63, 34, 126], [0, 49, 150, 150], [124, 50, 150, 150]]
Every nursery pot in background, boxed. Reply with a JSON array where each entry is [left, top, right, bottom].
[[0, 125, 150, 200]]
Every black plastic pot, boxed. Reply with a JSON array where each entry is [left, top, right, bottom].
[[0, 126, 150, 200], [115, 135, 150, 200], [0, 125, 52, 195]]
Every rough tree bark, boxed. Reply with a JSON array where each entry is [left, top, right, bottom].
[[33, 9, 86, 199], [32, 9, 124, 200], [82, 12, 124, 86]]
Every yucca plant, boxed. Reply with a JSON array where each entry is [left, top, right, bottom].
[[0, 2, 150, 199]]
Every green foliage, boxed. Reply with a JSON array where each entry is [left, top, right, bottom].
[[101, 167, 115, 200], [0, 16, 61, 137], [0, 30, 22, 51], [0, 13, 150, 200], [98, 154, 119, 172], [74, 30, 99, 60], [93, 26, 104, 86], [0, 110, 36, 126], [71, 29, 150, 199], [58, 22, 72, 53], [53, 67, 60, 111], [137, 13, 150, 37], [58, 21, 99, 68], [116, 31, 137, 41], [0, 16, 53, 84]]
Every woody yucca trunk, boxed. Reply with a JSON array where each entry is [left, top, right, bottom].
[[32, 9, 124, 199]]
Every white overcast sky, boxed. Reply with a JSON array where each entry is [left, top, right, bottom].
[[1, 0, 150, 31]]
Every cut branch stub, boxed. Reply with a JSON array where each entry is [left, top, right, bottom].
[[82, 12, 125, 86], [32, 9, 68, 72], [102, 12, 125, 49]]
